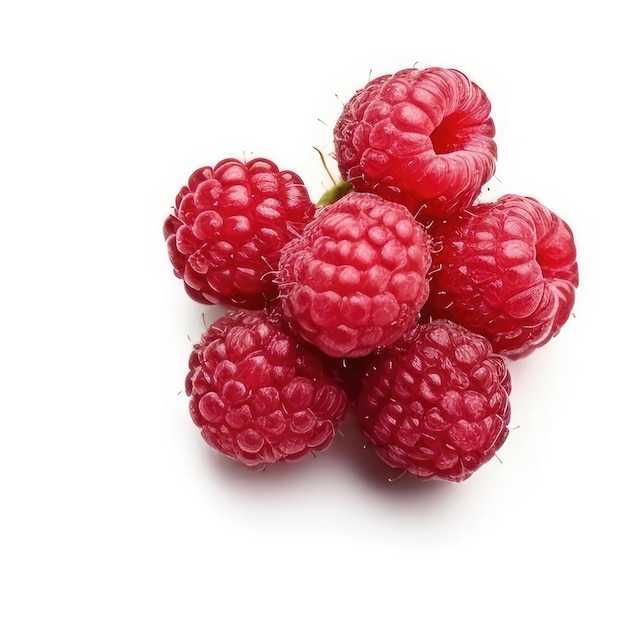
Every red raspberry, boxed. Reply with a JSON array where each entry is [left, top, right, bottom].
[[278, 192, 432, 358], [424, 194, 579, 359], [356, 319, 511, 482], [185, 308, 348, 467], [334, 67, 497, 219], [164, 158, 315, 309]]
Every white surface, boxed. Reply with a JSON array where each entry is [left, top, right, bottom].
[[1, 1, 623, 624]]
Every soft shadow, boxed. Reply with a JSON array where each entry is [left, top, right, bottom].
[[199, 434, 337, 488], [331, 413, 458, 502], [193, 413, 459, 507]]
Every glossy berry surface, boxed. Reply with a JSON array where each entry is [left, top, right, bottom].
[[356, 319, 511, 482], [334, 67, 497, 219], [164, 158, 315, 309], [185, 308, 348, 466], [278, 192, 432, 358], [424, 194, 578, 359]]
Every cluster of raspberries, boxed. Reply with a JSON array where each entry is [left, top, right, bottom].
[[164, 66, 579, 482]]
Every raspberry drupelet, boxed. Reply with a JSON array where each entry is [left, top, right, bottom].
[[278, 192, 432, 358], [424, 194, 579, 359], [164, 157, 315, 309], [186, 308, 349, 467], [356, 319, 512, 482], [334, 67, 497, 219]]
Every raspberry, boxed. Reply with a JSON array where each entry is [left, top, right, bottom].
[[424, 194, 579, 359], [278, 192, 432, 358], [334, 67, 497, 219], [356, 319, 511, 482], [164, 157, 315, 309], [185, 308, 348, 467]]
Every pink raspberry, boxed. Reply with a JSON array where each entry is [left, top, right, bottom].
[[164, 158, 315, 309], [185, 308, 348, 467], [424, 194, 579, 359], [278, 192, 432, 358], [334, 67, 497, 219], [356, 319, 512, 482]]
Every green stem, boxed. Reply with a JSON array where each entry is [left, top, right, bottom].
[[317, 180, 353, 206]]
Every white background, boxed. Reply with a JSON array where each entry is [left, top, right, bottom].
[[1, 1, 623, 624]]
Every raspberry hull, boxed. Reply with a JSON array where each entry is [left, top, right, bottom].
[[424, 194, 578, 359], [334, 67, 497, 219], [356, 319, 511, 482], [186, 308, 348, 466], [278, 192, 432, 358], [164, 158, 315, 309]]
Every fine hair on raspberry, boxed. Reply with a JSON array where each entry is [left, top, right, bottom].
[[164, 157, 315, 309], [334, 67, 497, 219], [356, 319, 512, 482], [185, 308, 349, 467], [278, 192, 432, 358], [424, 194, 579, 358]]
